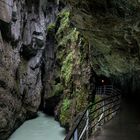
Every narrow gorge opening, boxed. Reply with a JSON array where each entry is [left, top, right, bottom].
[[0, 0, 140, 140]]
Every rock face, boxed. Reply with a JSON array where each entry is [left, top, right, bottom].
[[0, 0, 13, 23], [0, 0, 58, 139], [64, 0, 140, 95]]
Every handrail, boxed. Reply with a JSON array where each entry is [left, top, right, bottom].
[[90, 103, 120, 123], [91, 107, 120, 129], [64, 85, 121, 140], [96, 85, 121, 96], [64, 108, 88, 140], [89, 97, 120, 115]]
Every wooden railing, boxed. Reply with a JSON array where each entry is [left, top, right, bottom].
[[64, 85, 121, 140]]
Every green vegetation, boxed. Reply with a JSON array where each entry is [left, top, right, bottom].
[[61, 51, 73, 85], [55, 7, 91, 128], [47, 23, 56, 32], [56, 9, 80, 46], [53, 83, 63, 96], [57, 9, 70, 34], [59, 28, 79, 46], [60, 98, 71, 126], [75, 89, 88, 112]]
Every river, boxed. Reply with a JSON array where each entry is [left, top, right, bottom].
[[9, 112, 65, 140]]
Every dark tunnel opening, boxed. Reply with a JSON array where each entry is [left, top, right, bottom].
[[96, 75, 111, 87], [96, 74, 140, 105]]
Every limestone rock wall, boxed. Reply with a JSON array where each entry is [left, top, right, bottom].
[[0, 0, 58, 139]]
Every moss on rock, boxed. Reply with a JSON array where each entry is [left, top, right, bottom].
[[54, 8, 94, 128], [47, 23, 56, 33], [60, 98, 71, 126], [52, 83, 64, 96], [61, 51, 73, 85], [57, 9, 70, 35]]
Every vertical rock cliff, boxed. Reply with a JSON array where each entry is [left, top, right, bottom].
[[0, 0, 59, 139]]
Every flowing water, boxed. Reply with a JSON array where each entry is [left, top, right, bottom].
[[9, 112, 65, 140]]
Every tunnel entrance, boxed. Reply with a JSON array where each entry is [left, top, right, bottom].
[[96, 75, 111, 86], [43, 95, 60, 116]]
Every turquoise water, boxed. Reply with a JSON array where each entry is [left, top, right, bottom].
[[9, 112, 65, 140]]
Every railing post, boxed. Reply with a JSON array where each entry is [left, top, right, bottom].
[[74, 129, 78, 140], [104, 85, 105, 95], [86, 110, 89, 140]]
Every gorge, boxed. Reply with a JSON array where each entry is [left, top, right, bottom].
[[0, 0, 140, 139]]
